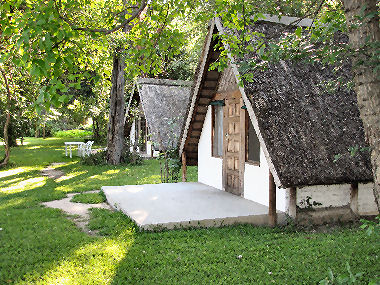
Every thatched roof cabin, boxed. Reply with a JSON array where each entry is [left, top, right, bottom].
[[180, 16, 372, 189], [128, 78, 192, 151]]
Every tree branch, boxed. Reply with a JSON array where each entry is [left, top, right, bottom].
[[54, 0, 147, 35]]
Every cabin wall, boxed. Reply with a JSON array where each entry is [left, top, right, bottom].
[[198, 106, 286, 211], [293, 182, 378, 224], [244, 159, 286, 211], [295, 182, 377, 215], [198, 106, 223, 189], [129, 120, 136, 152]]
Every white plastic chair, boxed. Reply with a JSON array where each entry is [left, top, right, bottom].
[[80, 141, 94, 157]]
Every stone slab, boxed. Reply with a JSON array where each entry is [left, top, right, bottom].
[[102, 182, 284, 230]]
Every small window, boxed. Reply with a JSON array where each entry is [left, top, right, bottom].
[[212, 105, 223, 157], [247, 116, 260, 164]]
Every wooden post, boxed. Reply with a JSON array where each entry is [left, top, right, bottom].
[[350, 182, 359, 216], [288, 187, 297, 219], [268, 170, 277, 227], [182, 151, 187, 182]]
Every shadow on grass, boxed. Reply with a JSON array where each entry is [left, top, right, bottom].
[[0, 182, 135, 283]]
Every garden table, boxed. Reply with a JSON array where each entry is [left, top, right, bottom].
[[64, 142, 85, 158]]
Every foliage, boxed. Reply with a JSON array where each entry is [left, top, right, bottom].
[[54, 129, 93, 138], [70, 192, 106, 204], [209, 1, 379, 87], [0, 0, 206, 108], [0, 67, 39, 145]]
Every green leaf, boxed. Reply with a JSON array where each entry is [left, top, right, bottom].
[[37, 91, 44, 103], [333, 154, 342, 162], [295, 27, 302, 38], [58, 95, 67, 102]]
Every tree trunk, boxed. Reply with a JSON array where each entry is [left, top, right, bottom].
[[106, 54, 126, 165], [0, 69, 11, 168], [42, 123, 46, 139], [342, 0, 380, 212]]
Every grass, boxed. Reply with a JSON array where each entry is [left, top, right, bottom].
[[71, 192, 106, 204], [0, 137, 379, 284]]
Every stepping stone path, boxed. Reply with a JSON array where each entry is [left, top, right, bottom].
[[40, 162, 66, 180], [40, 163, 112, 235], [42, 191, 112, 235]]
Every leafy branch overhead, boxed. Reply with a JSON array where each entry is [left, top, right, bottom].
[[0, 0, 195, 110], [53, 0, 147, 35]]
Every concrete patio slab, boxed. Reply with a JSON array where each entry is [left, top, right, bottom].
[[102, 182, 284, 230]]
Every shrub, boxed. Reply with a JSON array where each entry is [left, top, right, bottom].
[[54, 129, 93, 138], [159, 147, 181, 183], [81, 149, 143, 166], [121, 149, 143, 165], [81, 149, 107, 165]]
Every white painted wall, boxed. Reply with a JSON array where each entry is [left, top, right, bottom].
[[244, 159, 286, 211], [198, 106, 286, 211], [296, 182, 378, 215], [198, 106, 223, 190], [297, 184, 350, 208]]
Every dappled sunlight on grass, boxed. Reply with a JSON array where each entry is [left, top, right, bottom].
[[86, 173, 114, 181], [1, 177, 46, 194], [0, 197, 28, 210], [55, 171, 89, 183], [0, 167, 27, 178], [38, 238, 132, 285], [137, 174, 161, 185], [103, 169, 122, 175], [86, 169, 123, 182], [23, 146, 42, 150]]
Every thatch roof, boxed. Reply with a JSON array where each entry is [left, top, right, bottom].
[[135, 78, 192, 151], [180, 16, 372, 188]]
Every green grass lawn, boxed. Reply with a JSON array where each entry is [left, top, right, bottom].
[[0, 137, 379, 284]]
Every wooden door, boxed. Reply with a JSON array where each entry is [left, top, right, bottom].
[[223, 95, 245, 196]]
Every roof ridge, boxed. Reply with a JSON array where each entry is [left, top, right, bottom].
[[136, 78, 192, 87]]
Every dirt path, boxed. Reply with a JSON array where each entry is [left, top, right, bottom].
[[40, 162, 66, 180], [42, 191, 112, 235]]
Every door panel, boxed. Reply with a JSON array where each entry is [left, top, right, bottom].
[[223, 95, 245, 196]]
